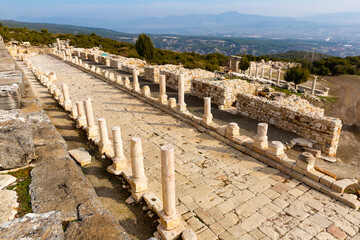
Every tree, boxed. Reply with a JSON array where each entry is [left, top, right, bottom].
[[317, 65, 330, 78], [239, 55, 250, 73], [135, 34, 155, 60], [284, 66, 310, 88]]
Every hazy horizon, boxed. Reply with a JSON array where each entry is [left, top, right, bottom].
[[1, 0, 360, 29]]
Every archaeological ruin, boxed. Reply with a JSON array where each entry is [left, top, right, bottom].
[[0, 36, 359, 240]]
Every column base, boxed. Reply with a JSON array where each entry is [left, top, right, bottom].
[[133, 84, 140, 92], [177, 104, 187, 112], [158, 95, 168, 104], [64, 100, 72, 111], [253, 136, 268, 150], [129, 176, 148, 193], [157, 222, 184, 240], [76, 117, 87, 129], [202, 115, 213, 125], [158, 210, 182, 231], [99, 141, 112, 155], [86, 126, 99, 139], [131, 189, 148, 202], [107, 163, 127, 175]]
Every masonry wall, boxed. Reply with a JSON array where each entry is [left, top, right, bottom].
[[235, 93, 342, 156], [191, 79, 258, 108]]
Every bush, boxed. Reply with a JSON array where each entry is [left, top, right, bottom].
[[284, 66, 310, 87]]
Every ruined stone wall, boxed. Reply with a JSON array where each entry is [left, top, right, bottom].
[[191, 79, 259, 108], [235, 93, 342, 156], [143, 66, 160, 83]]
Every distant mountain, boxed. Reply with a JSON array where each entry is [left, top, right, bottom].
[[301, 12, 360, 25], [267, 51, 333, 61]]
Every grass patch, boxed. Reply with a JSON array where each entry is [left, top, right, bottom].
[[6, 167, 33, 218], [272, 86, 302, 96], [318, 95, 339, 104], [344, 183, 360, 198]]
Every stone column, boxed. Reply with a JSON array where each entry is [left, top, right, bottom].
[[277, 69, 281, 84], [177, 74, 187, 112], [84, 98, 98, 139], [261, 66, 265, 78], [248, 62, 252, 76], [132, 69, 140, 92], [98, 118, 112, 155], [142, 86, 151, 97], [235, 60, 239, 72], [107, 127, 128, 175], [269, 68, 273, 81], [158, 75, 168, 104], [76, 101, 87, 129], [225, 122, 240, 138], [253, 123, 268, 150], [129, 137, 148, 201], [61, 83, 72, 111], [124, 77, 131, 89], [255, 64, 259, 78], [202, 97, 213, 125], [229, 59, 232, 70], [311, 76, 317, 95], [158, 145, 183, 238]]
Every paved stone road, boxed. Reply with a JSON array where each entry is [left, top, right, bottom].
[[29, 54, 360, 240]]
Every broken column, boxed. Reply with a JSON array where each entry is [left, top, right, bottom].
[[229, 59, 232, 70], [255, 64, 259, 78], [261, 66, 265, 78], [70, 105, 78, 120], [157, 145, 184, 239], [142, 86, 151, 97], [116, 75, 123, 85], [158, 75, 168, 104], [177, 74, 187, 112], [311, 76, 317, 95], [202, 97, 213, 125], [235, 60, 239, 72], [84, 98, 98, 139], [61, 83, 72, 111], [268, 141, 285, 156], [76, 101, 87, 129], [296, 152, 316, 171], [107, 127, 128, 175], [225, 122, 240, 138], [98, 118, 112, 155], [254, 123, 268, 150], [129, 137, 148, 201], [132, 69, 140, 92]]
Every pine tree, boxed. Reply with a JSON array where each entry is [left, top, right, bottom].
[[135, 34, 155, 60]]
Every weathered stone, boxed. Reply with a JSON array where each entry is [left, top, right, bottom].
[[181, 228, 197, 240], [0, 211, 64, 240], [0, 174, 16, 190], [65, 211, 129, 240], [0, 189, 18, 224], [0, 110, 35, 169], [69, 148, 92, 166]]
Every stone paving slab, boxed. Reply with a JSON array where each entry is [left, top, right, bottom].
[[28, 54, 360, 239]]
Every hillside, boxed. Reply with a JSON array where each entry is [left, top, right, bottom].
[[266, 51, 333, 61], [1, 20, 359, 57]]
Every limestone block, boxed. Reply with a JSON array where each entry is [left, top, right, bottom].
[[225, 122, 240, 138], [331, 179, 358, 193], [69, 148, 92, 166]]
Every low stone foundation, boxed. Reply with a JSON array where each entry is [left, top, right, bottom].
[[236, 93, 342, 156], [191, 78, 259, 108]]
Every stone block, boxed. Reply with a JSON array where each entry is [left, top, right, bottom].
[[69, 148, 92, 166], [319, 175, 336, 187], [332, 179, 358, 193]]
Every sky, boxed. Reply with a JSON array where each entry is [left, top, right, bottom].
[[1, 0, 360, 25]]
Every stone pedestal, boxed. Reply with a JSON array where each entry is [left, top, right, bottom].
[[168, 98, 177, 108], [124, 77, 131, 89], [268, 141, 285, 156], [98, 118, 112, 155], [296, 152, 316, 171], [96, 68, 101, 74], [109, 73, 115, 81], [76, 101, 87, 129], [129, 137, 148, 201], [116, 75, 123, 85], [132, 69, 140, 92], [107, 127, 128, 175], [202, 97, 213, 125], [142, 86, 151, 97], [254, 123, 268, 150], [225, 122, 240, 138], [177, 74, 187, 112], [157, 145, 184, 240], [84, 98, 98, 139], [61, 83, 72, 111], [158, 75, 168, 104], [70, 105, 78, 120]]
